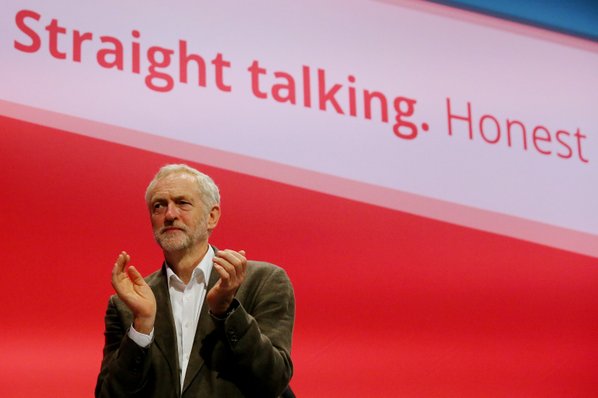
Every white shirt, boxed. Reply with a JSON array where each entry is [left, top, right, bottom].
[[129, 246, 214, 391]]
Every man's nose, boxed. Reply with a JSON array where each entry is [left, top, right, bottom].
[[165, 203, 179, 219]]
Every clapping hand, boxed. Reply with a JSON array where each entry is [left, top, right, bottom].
[[207, 249, 247, 317], [111, 251, 157, 334]]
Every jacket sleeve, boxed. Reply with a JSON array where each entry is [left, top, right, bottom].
[[94, 295, 153, 398], [212, 264, 295, 397]]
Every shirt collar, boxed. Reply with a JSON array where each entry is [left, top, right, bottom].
[[166, 245, 214, 289]]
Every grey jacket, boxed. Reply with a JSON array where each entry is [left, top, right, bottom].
[[95, 258, 295, 398]]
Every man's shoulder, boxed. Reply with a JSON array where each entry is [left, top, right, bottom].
[[239, 260, 294, 309], [246, 260, 287, 277], [244, 260, 293, 292]]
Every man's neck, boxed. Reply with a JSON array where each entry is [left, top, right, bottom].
[[164, 242, 209, 284]]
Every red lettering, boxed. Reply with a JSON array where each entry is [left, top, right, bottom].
[[347, 75, 357, 117], [179, 40, 206, 87], [97, 36, 124, 70], [145, 46, 174, 92], [446, 100, 588, 163], [131, 30, 141, 74], [393, 96, 418, 140], [479, 114, 501, 144], [272, 72, 296, 104], [363, 90, 388, 123], [532, 126, 552, 155], [14, 10, 41, 53], [506, 119, 528, 150], [574, 128, 589, 163], [302, 66, 311, 108], [555, 130, 573, 159], [211, 53, 232, 92], [46, 19, 67, 59], [72, 30, 93, 63], [317, 69, 343, 114], [446, 98, 473, 139], [248, 60, 267, 99]]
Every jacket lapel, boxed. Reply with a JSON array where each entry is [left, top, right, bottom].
[[150, 265, 181, 395], [181, 261, 220, 393]]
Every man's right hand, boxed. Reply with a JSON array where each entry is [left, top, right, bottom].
[[111, 251, 157, 334]]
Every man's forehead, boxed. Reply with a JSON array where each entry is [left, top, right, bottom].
[[149, 173, 201, 198]]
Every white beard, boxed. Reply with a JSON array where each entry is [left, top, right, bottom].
[[154, 224, 207, 252]]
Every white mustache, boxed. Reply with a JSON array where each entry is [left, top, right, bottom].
[[160, 224, 188, 234]]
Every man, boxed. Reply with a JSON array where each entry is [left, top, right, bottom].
[[95, 164, 295, 398]]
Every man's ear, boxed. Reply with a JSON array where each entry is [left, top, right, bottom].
[[207, 204, 221, 231]]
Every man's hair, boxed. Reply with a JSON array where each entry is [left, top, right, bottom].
[[145, 164, 220, 210]]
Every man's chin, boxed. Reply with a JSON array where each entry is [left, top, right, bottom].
[[156, 236, 189, 252]]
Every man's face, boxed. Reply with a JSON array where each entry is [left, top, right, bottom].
[[147, 172, 219, 253]]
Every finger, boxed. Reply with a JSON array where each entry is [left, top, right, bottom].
[[216, 249, 246, 270], [216, 249, 245, 262], [238, 250, 247, 273], [126, 265, 146, 286], [212, 262, 232, 287], [230, 249, 247, 275], [214, 253, 245, 280], [213, 256, 236, 281], [214, 250, 247, 285], [112, 251, 130, 280]]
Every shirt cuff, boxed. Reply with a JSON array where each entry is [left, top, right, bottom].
[[128, 324, 154, 347]]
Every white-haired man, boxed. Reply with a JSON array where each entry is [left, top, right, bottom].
[[95, 164, 295, 398]]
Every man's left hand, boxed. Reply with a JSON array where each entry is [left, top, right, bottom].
[[207, 249, 247, 316]]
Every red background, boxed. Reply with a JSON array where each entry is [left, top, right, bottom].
[[1, 115, 597, 397]]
